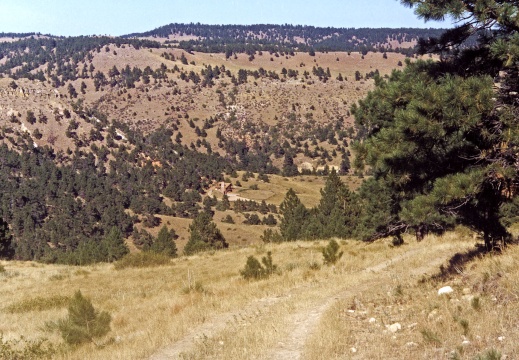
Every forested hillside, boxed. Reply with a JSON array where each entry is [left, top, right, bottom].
[[0, 14, 517, 265], [125, 23, 448, 55]]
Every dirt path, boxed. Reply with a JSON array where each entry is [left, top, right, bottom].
[[264, 248, 429, 360], [149, 244, 462, 360], [149, 296, 285, 360]]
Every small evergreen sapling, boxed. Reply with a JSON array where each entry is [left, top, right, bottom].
[[322, 239, 343, 265], [55, 291, 111, 345], [241, 251, 278, 280]]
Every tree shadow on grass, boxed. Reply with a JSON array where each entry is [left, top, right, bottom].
[[425, 245, 488, 282]]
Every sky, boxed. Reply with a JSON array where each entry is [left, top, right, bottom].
[[0, 0, 450, 37]]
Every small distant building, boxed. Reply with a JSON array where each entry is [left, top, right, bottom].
[[219, 182, 233, 195]]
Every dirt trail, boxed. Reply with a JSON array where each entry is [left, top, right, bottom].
[[264, 248, 429, 360], [149, 244, 462, 360], [149, 296, 285, 360]]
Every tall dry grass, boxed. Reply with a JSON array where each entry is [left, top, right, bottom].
[[1, 231, 516, 359]]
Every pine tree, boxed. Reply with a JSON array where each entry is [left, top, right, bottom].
[[282, 153, 299, 177], [216, 194, 231, 211], [100, 227, 128, 262], [353, 1, 519, 247], [322, 239, 343, 265], [149, 225, 177, 257], [184, 212, 228, 255], [313, 170, 359, 239], [0, 218, 13, 260], [56, 290, 111, 345], [279, 189, 308, 241]]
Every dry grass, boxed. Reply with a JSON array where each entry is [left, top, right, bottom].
[[3, 230, 513, 360], [305, 234, 519, 360]]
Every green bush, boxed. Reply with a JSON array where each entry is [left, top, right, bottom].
[[322, 239, 343, 265], [51, 291, 111, 345], [114, 252, 171, 269], [475, 349, 502, 360], [261, 229, 282, 243], [221, 214, 235, 224], [241, 256, 265, 280], [240, 251, 278, 280]]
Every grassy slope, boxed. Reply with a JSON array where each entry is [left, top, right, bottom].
[[1, 230, 518, 359]]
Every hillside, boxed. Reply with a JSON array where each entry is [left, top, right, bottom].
[[0, 7, 518, 360], [1, 231, 518, 359], [0, 27, 430, 262], [124, 24, 448, 55]]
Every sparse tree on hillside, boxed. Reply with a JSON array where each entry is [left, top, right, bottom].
[[26, 110, 36, 125], [238, 69, 248, 84], [108, 65, 120, 79], [282, 153, 299, 177], [180, 52, 188, 65], [184, 211, 228, 255], [67, 83, 78, 98], [149, 225, 177, 257]]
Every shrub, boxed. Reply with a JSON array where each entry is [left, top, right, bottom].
[[261, 229, 283, 243], [420, 328, 441, 344], [322, 239, 343, 265], [241, 251, 278, 280], [391, 235, 404, 247], [471, 296, 482, 311], [182, 281, 206, 294], [308, 261, 321, 270], [51, 291, 111, 345], [221, 214, 235, 224], [241, 256, 265, 280], [262, 214, 277, 226], [257, 173, 270, 182], [475, 349, 502, 360], [114, 252, 171, 269], [261, 251, 278, 276], [243, 213, 261, 225]]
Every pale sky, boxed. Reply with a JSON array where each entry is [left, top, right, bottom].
[[0, 0, 449, 37]]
